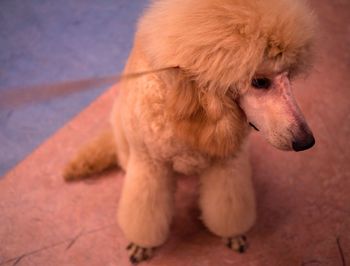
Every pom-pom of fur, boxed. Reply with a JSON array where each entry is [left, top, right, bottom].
[[139, 0, 316, 92], [63, 130, 117, 181]]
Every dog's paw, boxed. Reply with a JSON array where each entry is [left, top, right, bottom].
[[225, 235, 248, 253], [126, 243, 153, 264]]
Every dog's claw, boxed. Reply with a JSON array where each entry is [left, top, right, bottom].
[[225, 235, 248, 253], [126, 243, 153, 264]]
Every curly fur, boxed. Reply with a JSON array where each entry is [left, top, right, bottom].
[[63, 130, 117, 181], [64, 0, 316, 258]]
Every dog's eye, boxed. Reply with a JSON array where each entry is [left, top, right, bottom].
[[251, 78, 271, 89]]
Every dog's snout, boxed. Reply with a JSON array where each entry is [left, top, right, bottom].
[[292, 132, 315, 152]]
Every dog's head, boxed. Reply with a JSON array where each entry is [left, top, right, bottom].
[[139, 0, 316, 154], [239, 70, 315, 151]]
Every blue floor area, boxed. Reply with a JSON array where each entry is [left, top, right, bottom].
[[0, 0, 149, 176]]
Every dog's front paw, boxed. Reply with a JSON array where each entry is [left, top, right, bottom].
[[225, 235, 248, 253], [126, 243, 154, 264]]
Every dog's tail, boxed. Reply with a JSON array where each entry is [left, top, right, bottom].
[[63, 129, 118, 181]]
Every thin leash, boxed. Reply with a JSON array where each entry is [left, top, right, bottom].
[[0, 66, 178, 109]]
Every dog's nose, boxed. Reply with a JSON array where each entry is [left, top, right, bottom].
[[292, 133, 315, 152]]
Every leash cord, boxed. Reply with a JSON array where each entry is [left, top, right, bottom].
[[0, 66, 178, 109]]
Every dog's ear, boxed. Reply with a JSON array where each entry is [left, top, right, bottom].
[[162, 67, 230, 121], [161, 68, 248, 157], [161, 67, 201, 120]]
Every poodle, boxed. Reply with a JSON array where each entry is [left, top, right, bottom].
[[64, 0, 316, 263]]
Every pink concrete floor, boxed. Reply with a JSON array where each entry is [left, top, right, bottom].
[[0, 1, 349, 265]]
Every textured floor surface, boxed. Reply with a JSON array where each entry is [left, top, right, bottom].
[[0, 0, 349, 265], [0, 0, 148, 176]]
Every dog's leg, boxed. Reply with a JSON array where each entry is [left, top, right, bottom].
[[199, 144, 256, 253], [118, 151, 175, 263]]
